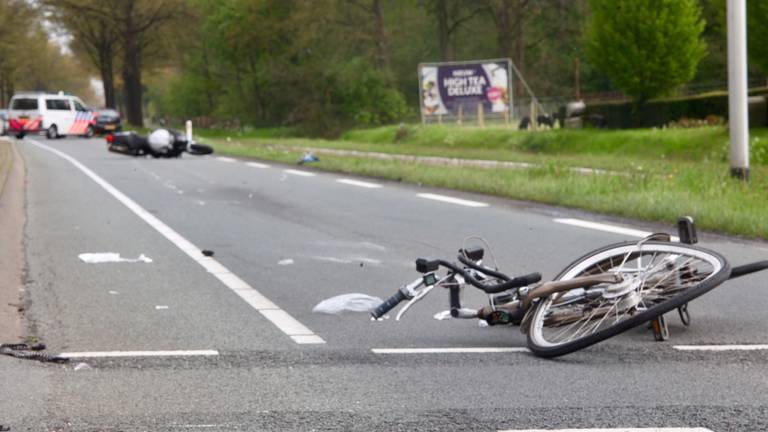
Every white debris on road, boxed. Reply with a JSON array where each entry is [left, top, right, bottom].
[[313, 293, 383, 315], [78, 253, 153, 264]]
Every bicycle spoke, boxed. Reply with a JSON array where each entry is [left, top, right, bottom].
[[529, 242, 727, 354], [550, 301, 603, 342], [564, 303, 604, 343], [589, 301, 617, 335]]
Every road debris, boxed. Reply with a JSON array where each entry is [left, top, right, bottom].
[[78, 253, 153, 264], [313, 293, 383, 315], [73, 362, 92, 371], [297, 152, 319, 165], [0, 343, 69, 364]]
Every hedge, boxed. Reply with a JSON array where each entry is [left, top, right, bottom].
[[581, 87, 768, 129]]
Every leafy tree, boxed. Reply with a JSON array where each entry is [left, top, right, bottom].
[[584, 0, 706, 104], [44, 0, 121, 108], [0, 0, 94, 105], [748, 0, 768, 75]]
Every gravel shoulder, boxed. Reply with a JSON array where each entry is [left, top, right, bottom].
[[0, 137, 25, 341]]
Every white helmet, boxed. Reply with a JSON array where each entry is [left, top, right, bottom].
[[148, 129, 174, 154]]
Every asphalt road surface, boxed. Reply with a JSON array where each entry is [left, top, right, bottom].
[[2, 136, 767, 431]]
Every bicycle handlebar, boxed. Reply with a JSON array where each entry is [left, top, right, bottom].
[[371, 290, 407, 319], [436, 258, 542, 293]]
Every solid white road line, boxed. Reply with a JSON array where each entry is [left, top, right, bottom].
[[416, 193, 489, 208], [500, 429, 712, 432], [336, 178, 382, 189], [59, 350, 220, 358], [27, 140, 325, 345], [372, 347, 529, 354], [284, 169, 316, 177], [674, 344, 768, 351], [554, 218, 680, 241], [246, 162, 270, 169], [216, 157, 237, 163]]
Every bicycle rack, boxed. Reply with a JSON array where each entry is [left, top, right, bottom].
[[650, 216, 697, 341]]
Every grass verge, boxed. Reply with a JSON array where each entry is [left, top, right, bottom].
[[201, 125, 768, 240]]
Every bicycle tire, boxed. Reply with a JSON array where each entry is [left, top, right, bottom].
[[526, 241, 730, 358]]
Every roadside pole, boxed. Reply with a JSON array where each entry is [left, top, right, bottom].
[[728, 0, 749, 180]]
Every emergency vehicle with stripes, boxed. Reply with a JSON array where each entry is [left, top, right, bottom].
[[7, 92, 97, 139]]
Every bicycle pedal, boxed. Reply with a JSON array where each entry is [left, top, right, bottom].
[[485, 310, 512, 326], [650, 315, 670, 341]]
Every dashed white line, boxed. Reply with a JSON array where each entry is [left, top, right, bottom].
[[27, 139, 325, 345], [284, 169, 316, 177], [246, 162, 270, 169], [554, 218, 680, 241], [59, 350, 220, 358], [216, 157, 237, 163], [674, 344, 768, 351], [500, 429, 712, 432], [337, 178, 382, 189], [372, 347, 529, 354], [155, 305, 169, 310], [416, 193, 489, 208]]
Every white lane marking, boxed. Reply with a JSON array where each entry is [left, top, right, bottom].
[[674, 344, 768, 351], [310, 256, 351, 264], [416, 193, 489, 208], [372, 347, 529, 354], [284, 169, 316, 177], [554, 218, 680, 241], [291, 335, 326, 344], [337, 178, 382, 189], [246, 162, 270, 169], [60, 350, 220, 358], [500, 429, 713, 432], [27, 139, 325, 345], [278, 259, 294, 265], [155, 305, 169, 310], [216, 157, 237, 163]]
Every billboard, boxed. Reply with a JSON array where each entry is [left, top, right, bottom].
[[419, 59, 511, 117]]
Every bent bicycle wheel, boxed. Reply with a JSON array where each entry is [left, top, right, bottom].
[[526, 241, 730, 358]]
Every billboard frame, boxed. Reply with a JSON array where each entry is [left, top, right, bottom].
[[417, 58, 513, 123]]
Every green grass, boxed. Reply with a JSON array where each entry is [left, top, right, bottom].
[[194, 126, 296, 140], [200, 124, 768, 239]]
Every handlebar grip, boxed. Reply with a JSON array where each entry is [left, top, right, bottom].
[[371, 290, 407, 319], [515, 272, 542, 286]]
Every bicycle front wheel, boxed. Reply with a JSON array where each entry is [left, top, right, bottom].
[[526, 241, 730, 358]]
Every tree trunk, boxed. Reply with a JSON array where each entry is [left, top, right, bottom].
[[513, 13, 525, 100], [371, 0, 389, 70], [122, 33, 143, 126], [495, 0, 513, 59], [436, 0, 452, 61], [100, 50, 116, 109], [201, 46, 215, 112]]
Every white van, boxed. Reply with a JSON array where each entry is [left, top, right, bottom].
[[7, 92, 97, 139]]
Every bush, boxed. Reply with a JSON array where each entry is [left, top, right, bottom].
[[583, 89, 768, 129]]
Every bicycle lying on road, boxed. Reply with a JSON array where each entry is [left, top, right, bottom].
[[372, 217, 768, 358]]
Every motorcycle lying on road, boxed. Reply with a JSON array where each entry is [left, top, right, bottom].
[[106, 128, 213, 158]]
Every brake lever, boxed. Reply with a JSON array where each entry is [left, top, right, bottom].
[[395, 285, 434, 321]]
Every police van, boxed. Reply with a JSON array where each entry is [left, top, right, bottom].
[[7, 92, 97, 139]]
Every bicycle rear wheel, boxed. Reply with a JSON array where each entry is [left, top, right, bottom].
[[526, 241, 730, 358]]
